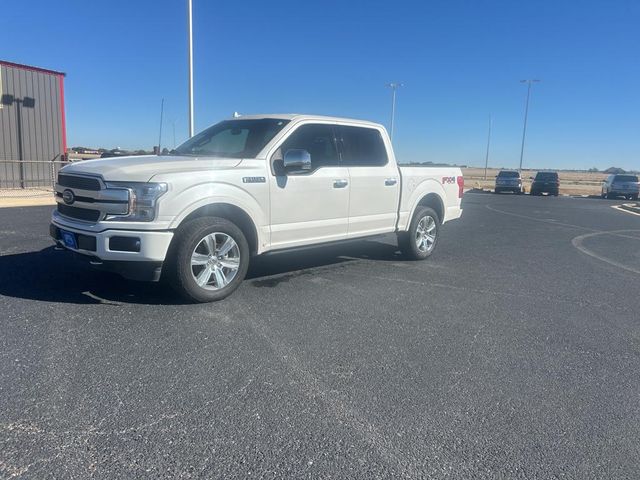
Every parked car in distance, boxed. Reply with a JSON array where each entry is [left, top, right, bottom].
[[494, 170, 524, 194], [50, 114, 464, 303], [601, 174, 639, 200], [530, 171, 559, 196]]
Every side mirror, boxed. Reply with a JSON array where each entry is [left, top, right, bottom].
[[283, 149, 311, 172]]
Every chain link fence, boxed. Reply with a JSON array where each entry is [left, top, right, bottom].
[[0, 160, 67, 197]]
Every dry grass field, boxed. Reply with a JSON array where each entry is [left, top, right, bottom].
[[463, 167, 609, 196]]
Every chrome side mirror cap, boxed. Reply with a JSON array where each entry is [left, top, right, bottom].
[[283, 149, 312, 172]]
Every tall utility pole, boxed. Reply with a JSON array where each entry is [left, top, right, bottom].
[[187, 0, 194, 138], [386, 82, 403, 141], [518, 79, 540, 171], [158, 98, 164, 154], [484, 115, 492, 180], [172, 121, 176, 148]]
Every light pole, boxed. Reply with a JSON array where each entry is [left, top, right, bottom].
[[187, 0, 194, 138], [158, 98, 164, 154], [518, 79, 540, 172], [386, 82, 403, 141], [484, 115, 492, 180]]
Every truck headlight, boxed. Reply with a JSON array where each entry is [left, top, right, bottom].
[[104, 182, 167, 222]]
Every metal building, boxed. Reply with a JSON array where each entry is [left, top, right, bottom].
[[0, 60, 67, 189]]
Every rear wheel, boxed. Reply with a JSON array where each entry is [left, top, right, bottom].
[[165, 217, 249, 303], [398, 206, 440, 260]]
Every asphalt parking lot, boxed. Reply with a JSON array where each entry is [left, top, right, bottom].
[[1, 193, 639, 479]]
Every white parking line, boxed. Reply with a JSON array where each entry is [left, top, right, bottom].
[[611, 204, 640, 217], [571, 230, 640, 275]]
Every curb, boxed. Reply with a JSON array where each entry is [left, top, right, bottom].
[[0, 197, 56, 209]]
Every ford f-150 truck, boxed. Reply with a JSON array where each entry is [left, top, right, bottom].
[[50, 114, 463, 302]]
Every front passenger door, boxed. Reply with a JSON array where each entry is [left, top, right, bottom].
[[268, 124, 350, 249]]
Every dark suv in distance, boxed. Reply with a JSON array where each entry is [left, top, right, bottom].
[[530, 171, 560, 196], [494, 170, 524, 194], [601, 174, 639, 200]]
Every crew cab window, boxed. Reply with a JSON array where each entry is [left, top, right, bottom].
[[338, 126, 388, 166], [280, 124, 340, 168]]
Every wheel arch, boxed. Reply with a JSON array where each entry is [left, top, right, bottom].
[[176, 203, 260, 255], [414, 192, 445, 225]]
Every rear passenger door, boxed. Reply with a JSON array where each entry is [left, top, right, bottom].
[[337, 125, 400, 238]]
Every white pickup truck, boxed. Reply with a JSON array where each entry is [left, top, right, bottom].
[[50, 114, 463, 302]]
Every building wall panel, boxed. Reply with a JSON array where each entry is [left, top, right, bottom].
[[0, 61, 66, 188]]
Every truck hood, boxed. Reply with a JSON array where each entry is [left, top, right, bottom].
[[60, 155, 243, 182]]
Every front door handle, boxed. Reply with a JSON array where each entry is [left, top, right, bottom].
[[333, 179, 348, 188], [385, 178, 398, 186]]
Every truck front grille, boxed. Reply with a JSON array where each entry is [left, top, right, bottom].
[[54, 173, 130, 223], [57, 174, 101, 191], [57, 204, 101, 222]]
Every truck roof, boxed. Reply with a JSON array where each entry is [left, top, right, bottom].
[[228, 113, 385, 130]]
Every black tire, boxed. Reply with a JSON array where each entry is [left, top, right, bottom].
[[398, 206, 440, 260], [631, 194, 639, 201], [164, 216, 250, 303], [494, 188, 501, 194]]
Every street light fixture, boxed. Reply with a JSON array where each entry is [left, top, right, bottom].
[[518, 79, 540, 172], [386, 82, 403, 141]]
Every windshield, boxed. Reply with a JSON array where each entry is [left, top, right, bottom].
[[172, 119, 290, 158], [498, 171, 519, 178], [614, 175, 638, 182]]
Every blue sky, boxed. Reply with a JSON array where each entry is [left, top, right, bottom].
[[2, 0, 639, 170]]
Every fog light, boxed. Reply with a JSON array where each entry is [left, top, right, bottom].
[[109, 236, 141, 252]]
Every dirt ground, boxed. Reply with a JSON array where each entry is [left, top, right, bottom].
[[0, 189, 56, 208], [463, 168, 608, 196]]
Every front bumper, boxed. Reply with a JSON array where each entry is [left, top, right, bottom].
[[50, 219, 174, 281]]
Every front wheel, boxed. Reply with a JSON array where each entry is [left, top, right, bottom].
[[165, 217, 249, 303], [398, 206, 440, 260]]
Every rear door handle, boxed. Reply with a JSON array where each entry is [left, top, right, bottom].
[[333, 179, 348, 188], [385, 178, 398, 186]]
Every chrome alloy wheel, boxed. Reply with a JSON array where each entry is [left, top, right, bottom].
[[190, 232, 240, 290], [415, 215, 436, 253]]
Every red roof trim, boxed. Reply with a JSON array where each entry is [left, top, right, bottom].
[[0, 60, 66, 77]]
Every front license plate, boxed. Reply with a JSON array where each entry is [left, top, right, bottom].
[[60, 230, 78, 249]]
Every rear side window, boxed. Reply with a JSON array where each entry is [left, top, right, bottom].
[[280, 124, 340, 168], [338, 126, 388, 166], [614, 175, 638, 182]]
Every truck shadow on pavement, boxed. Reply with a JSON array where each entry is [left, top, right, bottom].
[[0, 239, 402, 305]]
